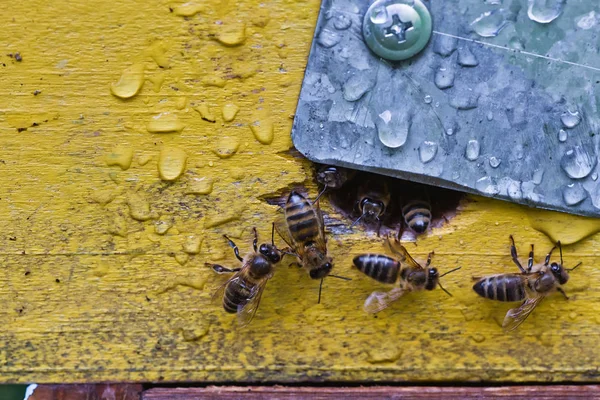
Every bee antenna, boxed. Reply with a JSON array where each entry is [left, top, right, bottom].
[[438, 282, 453, 297], [271, 222, 275, 246], [567, 262, 582, 272], [317, 278, 324, 304], [439, 266, 462, 278], [329, 274, 352, 281], [558, 240, 563, 266], [350, 214, 364, 228], [313, 185, 328, 205]]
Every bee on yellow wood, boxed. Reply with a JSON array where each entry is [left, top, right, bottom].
[[352, 177, 391, 235], [402, 199, 432, 234], [473, 236, 580, 332], [353, 235, 461, 313], [208, 224, 283, 326], [314, 165, 356, 202]]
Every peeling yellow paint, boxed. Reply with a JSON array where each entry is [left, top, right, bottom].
[[2, 0, 600, 385]]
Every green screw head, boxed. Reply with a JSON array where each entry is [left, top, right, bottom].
[[363, 0, 433, 61]]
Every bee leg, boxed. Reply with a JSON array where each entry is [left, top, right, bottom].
[[376, 219, 383, 237], [509, 235, 526, 273], [544, 244, 557, 266], [223, 234, 243, 262], [206, 263, 241, 274], [557, 287, 569, 300], [528, 244, 534, 272], [252, 227, 258, 252], [426, 251, 434, 267]]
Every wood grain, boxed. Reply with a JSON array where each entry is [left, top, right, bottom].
[[30, 384, 142, 400], [1, 0, 600, 384]]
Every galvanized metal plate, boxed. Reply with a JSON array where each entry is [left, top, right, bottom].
[[292, 0, 600, 217]]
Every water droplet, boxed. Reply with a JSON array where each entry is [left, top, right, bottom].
[[532, 169, 545, 185], [457, 46, 479, 67], [476, 176, 499, 195], [470, 333, 486, 343], [107, 213, 127, 237], [514, 144, 524, 160], [201, 76, 227, 88], [424, 95, 432, 104], [489, 156, 501, 168], [562, 183, 587, 206], [172, 2, 204, 17], [146, 113, 185, 133], [434, 67, 455, 90], [183, 235, 203, 254], [250, 117, 274, 145], [333, 14, 352, 30], [376, 110, 411, 149], [110, 64, 144, 99], [158, 146, 188, 181], [105, 145, 134, 170], [127, 193, 153, 221], [185, 177, 213, 195], [561, 110, 582, 129], [560, 146, 597, 179], [317, 27, 340, 48], [508, 37, 525, 50], [527, 208, 600, 244], [446, 128, 454, 136], [527, 0, 566, 24], [212, 136, 240, 159], [155, 219, 173, 235], [594, 173, 599, 181], [507, 181, 523, 200], [194, 104, 215, 122], [576, 11, 597, 30], [369, 5, 389, 24], [486, 111, 494, 121], [433, 34, 457, 57], [419, 141, 438, 163], [471, 10, 510, 38], [465, 140, 480, 161], [343, 74, 375, 102], [558, 129, 567, 142], [450, 93, 479, 110], [213, 21, 246, 46], [222, 103, 240, 122]]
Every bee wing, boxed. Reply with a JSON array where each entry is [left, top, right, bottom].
[[237, 277, 270, 327], [363, 287, 406, 314], [210, 262, 250, 305], [502, 293, 546, 332], [386, 236, 421, 268], [274, 217, 300, 256]]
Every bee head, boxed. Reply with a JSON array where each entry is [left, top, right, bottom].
[[425, 267, 439, 290], [310, 258, 333, 279], [317, 167, 342, 188], [360, 198, 385, 220], [259, 243, 281, 264], [550, 262, 569, 285]]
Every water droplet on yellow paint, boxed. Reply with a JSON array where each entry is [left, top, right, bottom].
[[110, 63, 144, 99], [91, 189, 118, 205], [194, 104, 216, 122], [105, 145, 134, 170], [175, 252, 189, 265], [137, 154, 152, 166], [250, 118, 274, 145], [470, 333, 486, 343], [108, 171, 121, 184], [179, 324, 210, 341], [460, 307, 475, 321], [538, 331, 554, 346], [107, 213, 127, 237], [175, 96, 188, 110], [147, 233, 162, 243], [146, 41, 169, 68], [527, 208, 600, 245], [185, 177, 213, 195], [367, 347, 403, 364], [148, 73, 165, 92], [202, 76, 226, 88], [205, 208, 243, 228], [155, 219, 173, 235], [212, 136, 240, 159], [569, 311, 577, 320], [177, 276, 207, 291], [172, 2, 204, 16], [208, 161, 214, 167], [158, 146, 187, 181], [222, 103, 239, 122], [127, 193, 153, 221], [183, 235, 202, 254], [213, 21, 246, 46], [92, 263, 110, 278], [147, 113, 185, 133]]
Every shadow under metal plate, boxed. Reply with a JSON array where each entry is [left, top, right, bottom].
[[292, 0, 600, 217]]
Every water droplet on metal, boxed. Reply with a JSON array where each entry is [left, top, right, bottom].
[[457, 46, 478, 67], [343, 74, 375, 102], [369, 5, 389, 24], [419, 141, 438, 163], [434, 66, 455, 90], [560, 145, 597, 179], [446, 128, 454, 136], [558, 129, 567, 142], [561, 110, 582, 129], [563, 183, 587, 206], [476, 176, 499, 195], [527, 0, 566, 24], [333, 14, 352, 30], [489, 156, 501, 168], [593, 173, 599, 181], [471, 10, 510, 38], [514, 144, 524, 160], [486, 111, 494, 121], [317, 28, 341, 48], [532, 169, 545, 185], [465, 140, 480, 161], [507, 180, 523, 200], [450, 93, 479, 110], [377, 109, 411, 149], [424, 94, 432, 104]]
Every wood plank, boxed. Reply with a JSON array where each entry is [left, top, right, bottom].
[[143, 386, 600, 400], [30, 384, 142, 400], [1, 0, 600, 384]]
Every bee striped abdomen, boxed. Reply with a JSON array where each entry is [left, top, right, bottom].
[[353, 254, 400, 284], [402, 200, 432, 234], [473, 275, 526, 302], [286, 192, 319, 242], [223, 280, 253, 313]]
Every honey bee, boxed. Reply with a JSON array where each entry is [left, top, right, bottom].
[[207, 224, 283, 326], [353, 235, 461, 313], [352, 177, 391, 234], [314, 165, 356, 202], [472, 235, 581, 332], [402, 199, 432, 234]]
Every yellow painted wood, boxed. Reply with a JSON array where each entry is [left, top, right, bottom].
[[1, 0, 600, 384]]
